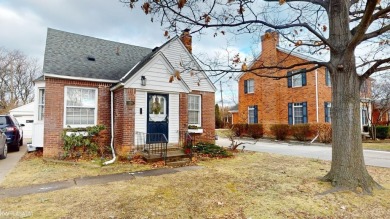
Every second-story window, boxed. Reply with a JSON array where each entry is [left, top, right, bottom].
[[325, 68, 331, 86], [287, 69, 307, 88], [244, 79, 254, 94]]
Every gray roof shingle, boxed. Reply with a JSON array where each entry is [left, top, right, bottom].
[[43, 28, 152, 81]]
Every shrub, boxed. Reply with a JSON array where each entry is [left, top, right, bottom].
[[61, 125, 106, 158], [290, 124, 312, 141], [247, 124, 264, 139], [375, 126, 390, 139], [232, 124, 248, 137], [194, 142, 232, 157], [311, 123, 332, 143], [270, 124, 290, 140]]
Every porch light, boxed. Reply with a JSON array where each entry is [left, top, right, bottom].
[[141, 76, 146, 86]]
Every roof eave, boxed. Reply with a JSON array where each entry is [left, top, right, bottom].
[[44, 73, 119, 84]]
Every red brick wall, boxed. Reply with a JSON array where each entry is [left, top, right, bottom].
[[113, 88, 135, 153], [179, 93, 188, 132], [43, 78, 112, 157], [237, 32, 332, 132], [189, 91, 216, 143]]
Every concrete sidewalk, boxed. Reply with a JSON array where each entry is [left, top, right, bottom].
[[0, 166, 203, 198]]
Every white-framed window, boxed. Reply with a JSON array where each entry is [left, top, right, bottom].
[[188, 95, 201, 127], [38, 88, 45, 121], [362, 108, 368, 126], [244, 79, 254, 93], [325, 68, 331, 86], [292, 74, 303, 87], [64, 87, 98, 127], [287, 69, 306, 88], [293, 103, 304, 124], [248, 106, 255, 124]]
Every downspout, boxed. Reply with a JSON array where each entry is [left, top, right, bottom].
[[104, 90, 116, 165], [311, 67, 320, 144], [315, 68, 319, 123]]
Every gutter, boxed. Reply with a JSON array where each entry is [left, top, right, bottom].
[[103, 90, 116, 165]]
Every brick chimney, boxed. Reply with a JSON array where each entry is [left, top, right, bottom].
[[180, 29, 192, 53], [261, 29, 279, 66]]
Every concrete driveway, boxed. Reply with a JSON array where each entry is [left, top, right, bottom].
[[0, 142, 27, 184], [216, 137, 390, 168]]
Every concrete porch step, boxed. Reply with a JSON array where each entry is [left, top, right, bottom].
[[143, 149, 190, 163]]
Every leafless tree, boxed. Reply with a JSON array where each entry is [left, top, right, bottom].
[[0, 48, 39, 113], [120, 0, 389, 193]]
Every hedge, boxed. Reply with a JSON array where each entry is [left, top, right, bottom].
[[376, 126, 390, 139]]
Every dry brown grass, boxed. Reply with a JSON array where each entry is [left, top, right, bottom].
[[363, 142, 390, 151], [0, 152, 389, 218], [0, 152, 153, 188]]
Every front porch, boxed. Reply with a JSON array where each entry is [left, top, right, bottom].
[[134, 131, 195, 166]]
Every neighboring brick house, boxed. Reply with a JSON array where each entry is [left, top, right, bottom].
[[372, 101, 390, 125], [32, 28, 216, 157], [232, 30, 371, 134]]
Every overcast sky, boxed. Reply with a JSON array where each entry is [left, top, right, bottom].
[[0, 0, 243, 106]]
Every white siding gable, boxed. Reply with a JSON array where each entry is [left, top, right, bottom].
[[160, 38, 216, 92], [124, 53, 190, 93]]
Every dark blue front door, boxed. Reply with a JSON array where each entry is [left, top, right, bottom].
[[147, 93, 169, 142]]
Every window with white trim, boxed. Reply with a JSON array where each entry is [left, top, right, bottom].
[[244, 79, 254, 93], [64, 87, 97, 127], [287, 69, 307, 88], [38, 88, 45, 121], [293, 103, 304, 124], [292, 74, 303, 87], [362, 108, 368, 126], [325, 68, 331, 86], [188, 95, 201, 126], [248, 106, 255, 124]]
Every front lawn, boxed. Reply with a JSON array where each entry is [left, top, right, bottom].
[[363, 142, 390, 151], [0, 152, 389, 218], [0, 152, 153, 188]]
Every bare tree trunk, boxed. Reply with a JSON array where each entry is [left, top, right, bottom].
[[323, 65, 380, 193], [322, 1, 381, 193]]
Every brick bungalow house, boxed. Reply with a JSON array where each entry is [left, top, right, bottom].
[[232, 30, 371, 134], [32, 28, 216, 157]]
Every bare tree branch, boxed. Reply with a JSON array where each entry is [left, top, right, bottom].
[[360, 57, 390, 80]]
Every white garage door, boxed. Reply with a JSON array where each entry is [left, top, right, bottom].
[[14, 116, 33, 139]]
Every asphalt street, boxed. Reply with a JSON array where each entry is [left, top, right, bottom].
[[216, 137, 390, 168]]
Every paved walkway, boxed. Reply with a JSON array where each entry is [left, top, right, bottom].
[[0, 166, 202, 198], [0, 143, 27, 184], [216, 137, 390, 168]]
